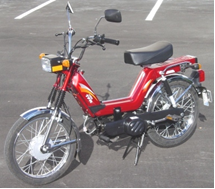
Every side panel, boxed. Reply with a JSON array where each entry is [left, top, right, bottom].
[[95, 68, 156, 116], [68, 71, 101, 116], [94, 56, 197, 117], [66, 55, 197, 117]]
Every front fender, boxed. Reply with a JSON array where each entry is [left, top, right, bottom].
[[20, 107, 82, 160], [21, 106, 52, 120]]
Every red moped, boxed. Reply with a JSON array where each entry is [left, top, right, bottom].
[[4, 2, 212, 185]]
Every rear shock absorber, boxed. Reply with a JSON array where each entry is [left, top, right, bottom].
[[160, 72, 177, 108]]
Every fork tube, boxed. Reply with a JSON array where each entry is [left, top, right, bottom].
[[47, 74, 62, 108], [47, 87, 57, 108], [41, 109, 58, 148], [61, 65, 74, 91]]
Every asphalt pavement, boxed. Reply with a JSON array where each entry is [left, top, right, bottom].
[[0, 0, 214, 187]]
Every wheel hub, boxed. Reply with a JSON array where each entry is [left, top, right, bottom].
[[29, 135, 53, 161]]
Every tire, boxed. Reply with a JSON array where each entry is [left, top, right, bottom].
[[147, 79, 199, 148], [4, 113, 76, 186]]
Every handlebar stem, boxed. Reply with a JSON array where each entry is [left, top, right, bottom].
[[68, 29, 73, 57]]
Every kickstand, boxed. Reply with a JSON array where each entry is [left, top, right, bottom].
[[122, 134, 145, 166]]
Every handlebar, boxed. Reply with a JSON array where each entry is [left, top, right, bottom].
[[93, 34, 120, 46], [104, 38, 120, 45], [55, 31, 120, 60]]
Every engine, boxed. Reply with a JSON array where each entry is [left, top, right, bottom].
[[104, 116, 147, 137]]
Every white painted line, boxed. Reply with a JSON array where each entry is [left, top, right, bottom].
[[15, 0, 56, 19], [145, 0, 163, 21]]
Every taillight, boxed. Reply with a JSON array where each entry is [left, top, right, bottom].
[[198, 69, 205, 82]]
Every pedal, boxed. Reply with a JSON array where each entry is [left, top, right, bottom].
[[99, 134, 112, 143], [166, 114, 182, 122]]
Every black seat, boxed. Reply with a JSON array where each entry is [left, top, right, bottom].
[[124, 41, 173, 66]]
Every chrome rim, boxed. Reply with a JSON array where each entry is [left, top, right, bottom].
[[14, 117, 70, 178], [153, 85, 196, 139]]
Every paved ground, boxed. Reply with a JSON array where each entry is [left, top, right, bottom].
[[0, 0, 214, 187]]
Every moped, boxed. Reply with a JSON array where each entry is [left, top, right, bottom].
[[4, 2, 212, 185]]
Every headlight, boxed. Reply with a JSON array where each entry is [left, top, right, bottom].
[[41, 57, 52, 72], [40, 54, 66, 73]]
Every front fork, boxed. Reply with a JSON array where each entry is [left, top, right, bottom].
[[41, 90, 67, 152], [41, 72, 69, 152]]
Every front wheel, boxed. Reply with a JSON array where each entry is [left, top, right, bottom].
[[4, 113, 76, 186], [147, 79, 199, 148]]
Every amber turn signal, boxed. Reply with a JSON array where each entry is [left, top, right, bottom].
[[39, 53, 46, 59], [192, 63, 202, 70], [198, 63, 202, 70], [62, 59, 70, 67]]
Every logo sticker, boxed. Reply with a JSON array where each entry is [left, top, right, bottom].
[[86, 94, 93, 103], [79, 83, 98, 103]]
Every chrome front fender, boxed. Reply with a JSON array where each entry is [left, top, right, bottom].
[[20, 107, 82, 160], [21, 106, 52, 120]]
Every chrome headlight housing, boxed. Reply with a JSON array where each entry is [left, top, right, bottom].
[[41, 57, 52, 72]]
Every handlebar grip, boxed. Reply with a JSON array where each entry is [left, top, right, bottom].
[[104, 38, 120, 45]]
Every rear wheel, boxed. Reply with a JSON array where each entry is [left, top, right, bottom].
[[4, 113, 76, 186], [147, 79, 199, 147]]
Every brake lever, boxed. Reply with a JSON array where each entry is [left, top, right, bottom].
[[97, 42, 106, 50], [86, 36, 106, 50], [101, 44, 106, 50]]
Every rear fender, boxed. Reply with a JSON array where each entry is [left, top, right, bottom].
[[145, 74, 196, 111], [21, 107, 82, 160]]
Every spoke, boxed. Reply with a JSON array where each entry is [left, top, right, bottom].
[[14, 116, 71, 178], [22, 156, 33, 174], [38, 119, 50, 136], [18, 133, 31, 148], [58, 146, 67, 154], [37, 160, 48, 176], [173, 125, 183, 136], [49, 154, 60, 166], [26, 124, 37, 138], [16, 148, 31, 164], [157, 125, 171, 137], [16, 138, 31, 147], [54, 126, 62, 140], [38, 119, 45, 134], [159, 128, 169, 137], [21, 158, 39, 172], [173, 87, 181, 99], [178, 97, 195, 113], [152, 83, 197, 140]]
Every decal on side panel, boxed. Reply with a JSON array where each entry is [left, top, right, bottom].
[[79, 83, 97, 103]]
